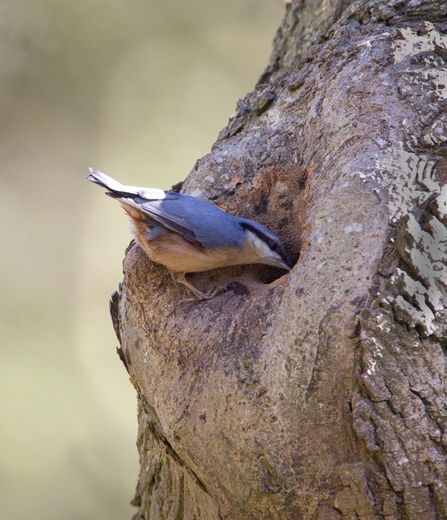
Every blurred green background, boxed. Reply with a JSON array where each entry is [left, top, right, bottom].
[[0, 1, 284, 519]]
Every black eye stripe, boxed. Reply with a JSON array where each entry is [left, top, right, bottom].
[[241, 222, 271, 244], [241, 222, 282, 253], [241, 221, 291, 266]]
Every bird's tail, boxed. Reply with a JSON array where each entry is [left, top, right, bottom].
[[87, 168, 139, 198]]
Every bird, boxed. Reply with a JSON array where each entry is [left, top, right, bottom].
[[87, 168, 292, 301]]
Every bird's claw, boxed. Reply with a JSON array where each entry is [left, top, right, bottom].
[[173, 284, 229, 314]]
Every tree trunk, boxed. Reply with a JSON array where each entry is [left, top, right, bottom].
[[111, 1, 447, 518]]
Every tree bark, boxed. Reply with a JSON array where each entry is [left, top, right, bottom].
[[111, 1, 447, 518]]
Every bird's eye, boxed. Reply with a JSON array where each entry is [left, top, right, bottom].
[[269, 240, 278, 251]]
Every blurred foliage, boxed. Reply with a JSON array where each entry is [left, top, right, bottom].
[[0, 0, 284, 518]]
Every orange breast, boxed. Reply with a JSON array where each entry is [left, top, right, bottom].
[[124, 207, 239, 273]]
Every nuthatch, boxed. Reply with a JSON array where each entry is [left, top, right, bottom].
[[87, 168, 292, 300]]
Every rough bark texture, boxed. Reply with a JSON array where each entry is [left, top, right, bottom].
[[110, 1, 447, 518]]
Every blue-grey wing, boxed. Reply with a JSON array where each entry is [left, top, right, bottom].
[[135, 195, 199, 244], [135, 193, 245, 250], [87, 169, 245, 250]]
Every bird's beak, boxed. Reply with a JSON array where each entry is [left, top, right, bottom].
[[279, 258, 294, 271]]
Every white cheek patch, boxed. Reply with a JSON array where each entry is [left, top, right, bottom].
[[251, 233, 272, 258]]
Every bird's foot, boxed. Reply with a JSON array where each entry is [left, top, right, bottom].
[[173, 284, 228, 313]]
